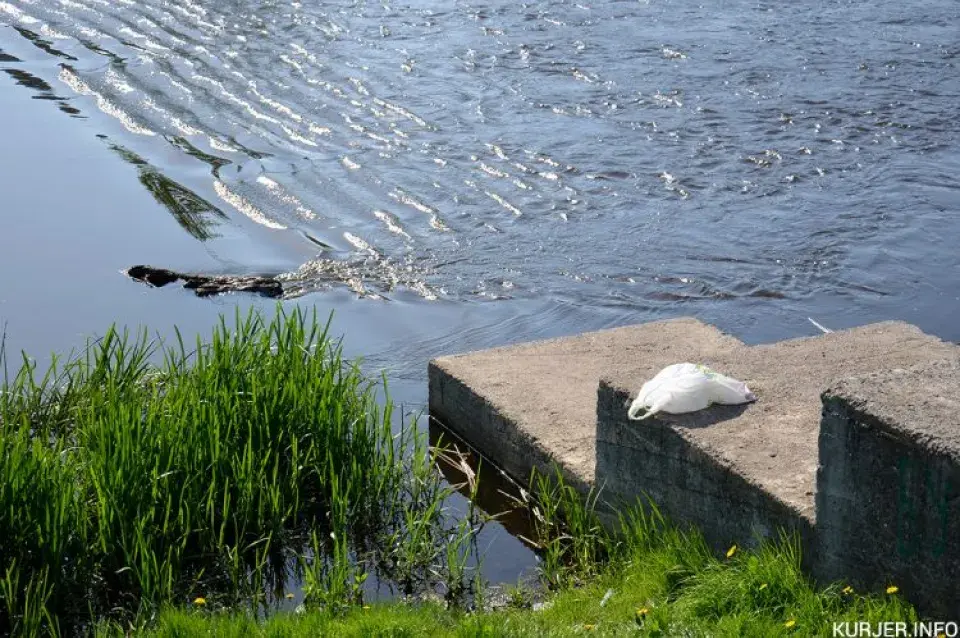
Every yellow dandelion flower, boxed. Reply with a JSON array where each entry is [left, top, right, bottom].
[[726, 544, 737, 558], [363, 605, 371, 610], [842, 585, 853, 595], [785, 619, 796, 629], [584, 625, 596, 631], [636, 607, 649, 617], [759, 583, 768, 591], [193, 597, 206, 606], [886, 585, 899, 595]]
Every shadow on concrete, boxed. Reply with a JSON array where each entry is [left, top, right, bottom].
[[640, 402, 754, 429]]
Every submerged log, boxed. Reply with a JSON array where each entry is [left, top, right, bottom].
[[126, 265, 283, 298]]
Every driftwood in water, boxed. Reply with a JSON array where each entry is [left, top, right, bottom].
[[126, 265, 283, 298]]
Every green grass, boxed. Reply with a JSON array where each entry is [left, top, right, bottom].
[[0, 310, 917, 636], [98, 472, 916, 637], [0, 307, 481, 635]]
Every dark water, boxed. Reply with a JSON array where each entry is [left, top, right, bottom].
[[1, 0, 959, 584]]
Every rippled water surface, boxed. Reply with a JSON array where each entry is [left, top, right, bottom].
[[4, 0, 959, 315], [1, 0, 959, 584]]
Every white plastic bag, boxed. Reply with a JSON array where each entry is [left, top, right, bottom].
[[627, 363, 756, 421]]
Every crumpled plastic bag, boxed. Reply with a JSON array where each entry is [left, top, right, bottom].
[[627, 363, 756, 421]]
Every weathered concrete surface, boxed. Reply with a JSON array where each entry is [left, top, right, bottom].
[[816, 360, 960, 617], [428, 318, 743, 492], [430, 319, 959, 554], [597, 321, 958, 552], [430, 317, 960, 611]]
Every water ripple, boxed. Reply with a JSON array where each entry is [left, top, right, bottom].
[[1, 0, 957, 311]]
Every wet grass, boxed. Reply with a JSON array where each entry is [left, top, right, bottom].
[[103, 472, 917, 637], [0, 307, 482, 635]]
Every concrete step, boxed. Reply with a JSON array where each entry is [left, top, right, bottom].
[[428, 318, 742, 492], [429, 318, 958, 547], [817, 359, 960, 617]]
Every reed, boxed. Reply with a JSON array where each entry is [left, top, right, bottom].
[[0, 307, 481, 634]]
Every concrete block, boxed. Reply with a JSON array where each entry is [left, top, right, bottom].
[[428, 318, 741, 491], [816, 359, 960, 617], [597, 385, 814, 552], [596, 321, 956, 552], [428, 316, 960, 612]]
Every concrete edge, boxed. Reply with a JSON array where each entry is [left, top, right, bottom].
[[428, 360, 593, 494], [822, 358, 960, 465], [430, 316, 719, 363]]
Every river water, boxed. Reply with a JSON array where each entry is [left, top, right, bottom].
[[1, 0, 958, 584]]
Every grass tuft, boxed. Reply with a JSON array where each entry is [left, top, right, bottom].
[[0, 307, 482, 634]]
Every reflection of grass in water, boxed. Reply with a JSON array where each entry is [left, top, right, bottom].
[[128, 470, 917, 637], [109, 143, 228, 241], [12, 27, 77, 61], [2, 68, 55, 93], [0, 307, 483, 634], [165, 136, 233, 175], [136, 169, 226, 240]]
